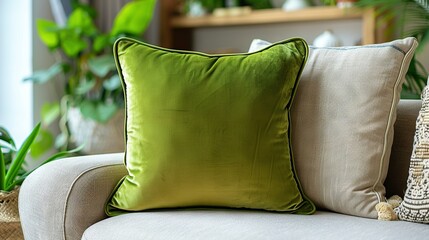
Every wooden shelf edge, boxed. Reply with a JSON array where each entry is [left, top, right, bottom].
[[171, 6, 366, 28]]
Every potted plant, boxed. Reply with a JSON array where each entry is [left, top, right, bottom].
[[25, 0, 156, 154], [0, 123, 79, 225], [356, 0, 429, 98]]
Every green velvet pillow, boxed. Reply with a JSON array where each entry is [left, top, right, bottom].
[[106, 37, 315, 216]]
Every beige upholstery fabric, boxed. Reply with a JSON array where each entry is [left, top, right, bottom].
[[19, 153, 126, 240], [386, 100, 421, 197], [291, 38, 418, 218], [398, 87, 429, 223], [82, 209, 429, 240]]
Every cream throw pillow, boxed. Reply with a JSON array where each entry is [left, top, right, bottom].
[[249, 38, 418, 218]]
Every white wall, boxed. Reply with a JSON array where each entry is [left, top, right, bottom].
[[0, 0, 58, 147], [32, 0, 62, 127], [0, 1, 33, 145]]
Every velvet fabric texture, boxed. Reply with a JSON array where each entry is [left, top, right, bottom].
[[106, 38, 315, 215]]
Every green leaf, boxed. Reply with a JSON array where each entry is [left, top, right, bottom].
[[417, 30, 429, 53], [36, 19, 60, 48], [103, 75, 122, 91], [0, 148, 6, 190], [96, 103, 118, 123], [71, 1, 97, 18], [94, 34, 110, 52], [60, 29, 87, 57], [0, 141, 17, 152], [41, 144, 83, 165], [357, 0, 429, 97], [5, 123, 41, 187], [401, 88, 421, 99], [322, 0, 336, 6], [55, 133, 68, 149], [8, 144, 84, 189], [88, 55, 116, 78], [29, 128, 54, 159], [41, 102, 61, 126], [403, 56, 428, 97], [6, 178, 23, 191], [0, 127, 15, 149], [67, 8, 97, 36], [242, 0, 272, 10], [75, 79, 96, 95], [0, 128, 14, 166], [111, 0, 156, 36], [79, 100, 97, 120], [79, 101, 118, 123], [23, 63, 64, 84]]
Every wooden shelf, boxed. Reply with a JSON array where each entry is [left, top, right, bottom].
[[160, 0, 383, 50], [171, 6, 366, 28]]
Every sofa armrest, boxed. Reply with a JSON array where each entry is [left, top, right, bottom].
[[19, 153, 127, 240]]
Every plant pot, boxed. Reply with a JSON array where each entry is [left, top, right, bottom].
[[282, 0, 310, 11], [67, 107, 125, 155], [0, 187, 23, 239], [313, 30, 342, 47], [0, 188, 19, 222]]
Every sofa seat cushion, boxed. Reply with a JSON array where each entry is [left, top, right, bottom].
[[82, 209, 429, 240]]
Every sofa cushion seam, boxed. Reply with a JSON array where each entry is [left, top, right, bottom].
[[371, 39, 418, 204]]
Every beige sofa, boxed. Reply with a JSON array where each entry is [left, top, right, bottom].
[[18, 99, 429, 240]]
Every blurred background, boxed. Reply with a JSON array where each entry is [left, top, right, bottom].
[[1, 0, 428, 154]]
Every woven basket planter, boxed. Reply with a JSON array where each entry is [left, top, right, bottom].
[[0, 187, 23, 239], [0, 188, 19, 222]]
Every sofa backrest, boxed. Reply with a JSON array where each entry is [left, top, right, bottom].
[[386, 99, 421, 198]]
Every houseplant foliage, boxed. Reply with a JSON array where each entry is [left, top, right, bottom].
[[25, 0, 156, 152], [322, 0, 336, 5], [0, 124, 80, 192], [357, 0, 429, 98]]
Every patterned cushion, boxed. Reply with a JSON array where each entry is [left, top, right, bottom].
[[397, 84, 429, 223]]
